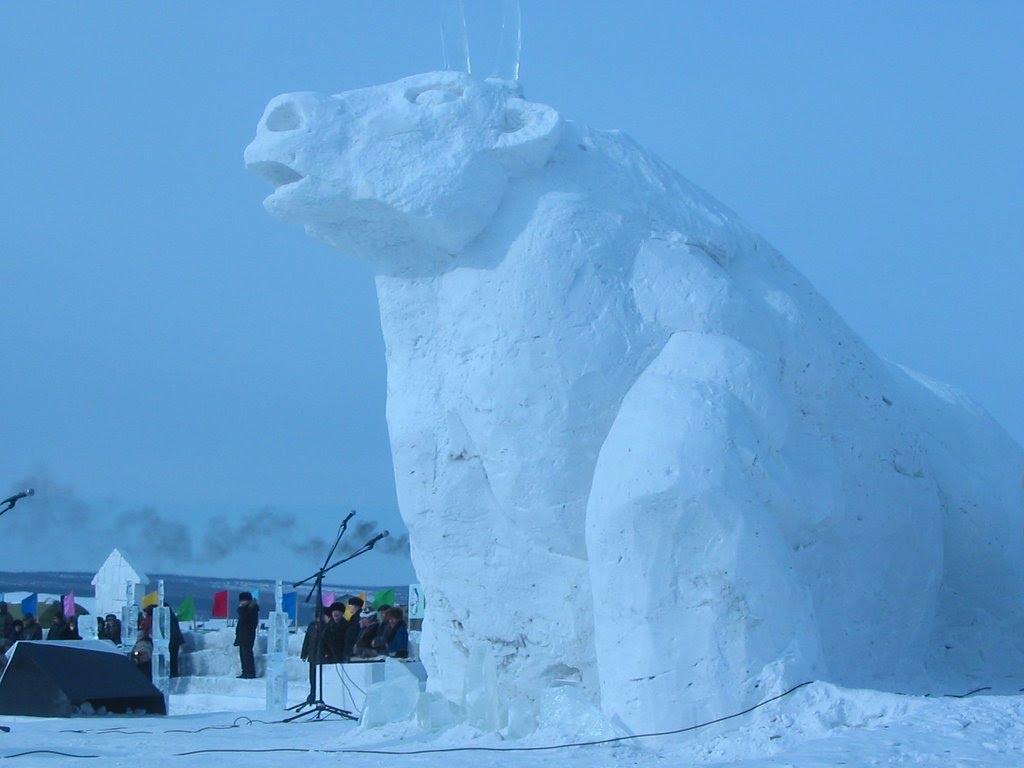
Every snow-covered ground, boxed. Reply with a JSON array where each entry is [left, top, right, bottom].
[[2, 675, 1021, 767], [1, 630, 1021, 766]]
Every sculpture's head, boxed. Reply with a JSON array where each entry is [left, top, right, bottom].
[[245, 71, 561, 272]]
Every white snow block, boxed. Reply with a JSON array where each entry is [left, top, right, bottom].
[[361, 658, 421, 728]]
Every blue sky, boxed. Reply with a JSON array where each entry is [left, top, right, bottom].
[[1, 2, 1020, 577]]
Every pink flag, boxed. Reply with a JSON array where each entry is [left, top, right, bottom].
[[321, 591, 336, 608], [62, 592, 76, 618]]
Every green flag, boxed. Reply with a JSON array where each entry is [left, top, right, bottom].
[[373, 588, 395, 608], [177, 594, 195, 622]]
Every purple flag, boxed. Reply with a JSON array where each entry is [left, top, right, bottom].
[[321, 591, 336, 608], [62, 592, 76, 618]]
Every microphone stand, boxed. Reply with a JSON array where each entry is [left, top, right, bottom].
[[284, 513, 379, 723]]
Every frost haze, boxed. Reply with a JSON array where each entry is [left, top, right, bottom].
[[245, 71, 1024, 732]]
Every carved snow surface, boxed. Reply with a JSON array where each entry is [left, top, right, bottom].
[[246, 71, 1024, 733]]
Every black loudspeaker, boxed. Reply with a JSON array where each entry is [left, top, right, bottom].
[[0, 640, 166, 716]]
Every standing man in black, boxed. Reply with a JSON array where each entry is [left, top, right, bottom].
[[300, 608, 334, 703], [234, 591, 259, 679], [342, 596, 365, 662], [326, 602, 348, 663], [167, 604, 185, 678]]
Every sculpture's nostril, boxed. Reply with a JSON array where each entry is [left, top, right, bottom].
[[266, 101, 301, 132]]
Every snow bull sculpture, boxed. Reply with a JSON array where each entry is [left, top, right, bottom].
[[246, 72, 1024, 732]]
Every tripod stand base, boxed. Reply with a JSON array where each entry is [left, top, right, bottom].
[[283, 697, 356, 723]]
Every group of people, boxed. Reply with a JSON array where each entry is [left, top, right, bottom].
[[0, 602, 43, 659], [0, 598, 184, 682], [0, 601, 123, 649], [237, 593, 410, 684], [0, 600, 79, 671], [2, 594, 412, 687], [98, 613, 123, 644], [44, 611, 81, 641], [130, 604, 186, 679], [298, 596, 409, 702], [300, 597, 409, 665], [1, 600, 81, 647]]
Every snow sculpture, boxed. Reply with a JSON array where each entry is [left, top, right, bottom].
[[245, 71, 1024, 732]]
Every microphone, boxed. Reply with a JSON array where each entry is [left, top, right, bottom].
[[367, 530, 390, 548], [342, 510, 357, 525], [0, 488, 34, 515]]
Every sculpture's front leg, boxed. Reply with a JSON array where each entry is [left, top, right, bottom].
[[585, 333, 823, 732]]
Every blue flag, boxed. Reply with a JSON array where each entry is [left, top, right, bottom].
[[282, 591, 298, 622], [21, 593, 38, 617]]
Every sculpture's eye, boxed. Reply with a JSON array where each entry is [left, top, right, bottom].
[[405, 83, 464, 106], [265, 100, 302, 132]]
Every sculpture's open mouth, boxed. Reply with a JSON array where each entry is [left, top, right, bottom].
[[247, 160, 305, 189]]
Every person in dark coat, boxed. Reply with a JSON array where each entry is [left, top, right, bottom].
[[353, 612, 381, 658], [341, 596, 365, 662], [326, 602, 348, 662], [167, 604, 185, 678], [300, 609, 334, 703], [47, 611, 76, 641], [233, 591, 259, 679], [99, 614, 123, 645], [0, 603, 14, 644], [21, 614, 42, 641], [384, 607, 409, 658], [130, 632, 153, 679], [371, 604, 393, 653]]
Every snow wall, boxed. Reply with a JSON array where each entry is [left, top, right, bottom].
[[245, 71, 1024, 734]]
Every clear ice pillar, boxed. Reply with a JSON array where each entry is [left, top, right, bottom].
[[121, 581, 137, 644], [151, 580, 171, 704], [493, 0, 522, 81], [265, 580, 290, 711], [441, 0, 471, 73]]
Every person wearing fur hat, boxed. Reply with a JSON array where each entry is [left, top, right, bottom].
[[0, 602, 14, 645], [233, 591, 260, 679], [21, 614, 42, 641], [326, 601, 348, 663]]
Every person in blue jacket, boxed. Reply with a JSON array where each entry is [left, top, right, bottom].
[[384, 607, 408, 659]]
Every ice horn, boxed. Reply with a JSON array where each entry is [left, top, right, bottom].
[[493, 0, 522, 81], [441, 0, 472, 74]]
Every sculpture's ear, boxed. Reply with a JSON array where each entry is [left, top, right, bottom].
[[491, 97, 562, 176]]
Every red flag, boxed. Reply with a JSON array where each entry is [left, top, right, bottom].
[[212, 590, 229, 618], [321, 591, 336, 608], [62, 592, 76, 618]]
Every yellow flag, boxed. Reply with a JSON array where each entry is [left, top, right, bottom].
[[141, 590, 159, 608], [345, 593, 368, 620]]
